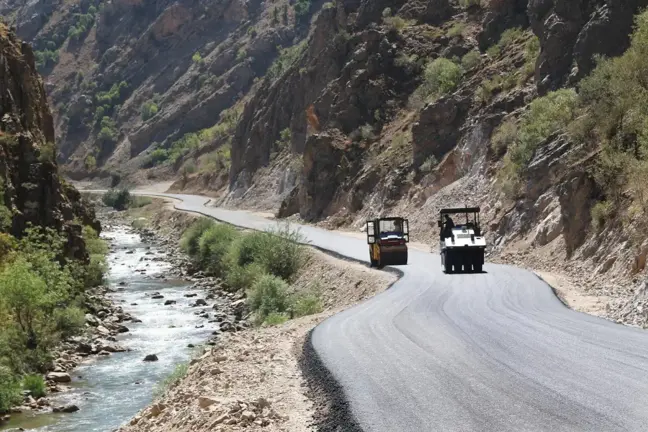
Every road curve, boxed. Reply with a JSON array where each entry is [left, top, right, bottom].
[[106, 191, 648, 431]]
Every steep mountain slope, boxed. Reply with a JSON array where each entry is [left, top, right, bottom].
[[0, 22, 99, 258], [0, 0, 323, 186], [5, 0, 648, 319]]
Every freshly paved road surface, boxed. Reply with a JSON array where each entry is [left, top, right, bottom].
[[103, 191, 648, 431]]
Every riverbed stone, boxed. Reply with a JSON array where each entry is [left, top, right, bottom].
[[53, 404, 79, 413], [198, 396, 218, 409], [164, 300, 177, 305], [85, 314, 101, 326], [143, 354, 159, 362], [46, 372, 71, 383], [96, 326, 111, 336]]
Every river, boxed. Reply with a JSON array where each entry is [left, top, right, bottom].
[[1, 226, 218, 432]]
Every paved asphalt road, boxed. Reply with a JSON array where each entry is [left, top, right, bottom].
[[97, 191, 648, 431]]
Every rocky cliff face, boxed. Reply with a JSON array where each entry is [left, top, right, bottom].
[[0, 23, 99, 260]]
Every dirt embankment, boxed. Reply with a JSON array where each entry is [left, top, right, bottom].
[[114, 199, 396, 431]]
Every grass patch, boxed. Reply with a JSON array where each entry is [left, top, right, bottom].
[[154, 362, 189, 398]]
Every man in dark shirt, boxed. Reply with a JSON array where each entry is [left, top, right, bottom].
[[442, 214, 455, 239]]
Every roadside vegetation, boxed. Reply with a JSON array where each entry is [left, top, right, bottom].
[[102, 189, 152, 211], [180, 218, 321, 325], [0, 224, 108, 411]]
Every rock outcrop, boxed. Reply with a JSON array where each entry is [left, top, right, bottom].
[[528, 0, 648, 94], [0, 23, 99, 258]]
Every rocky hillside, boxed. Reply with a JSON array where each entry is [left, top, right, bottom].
[[5, 0, 648, 300], [0, 23, 99, 258]]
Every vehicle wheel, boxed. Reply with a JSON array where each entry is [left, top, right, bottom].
[[444, 253, 452, 273]]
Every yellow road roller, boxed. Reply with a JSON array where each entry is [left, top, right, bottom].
[[366, 217, 409, 267]]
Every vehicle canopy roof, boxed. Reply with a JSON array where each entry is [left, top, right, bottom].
[[372, 216, 407, 221], [439, 207, 480, 215]]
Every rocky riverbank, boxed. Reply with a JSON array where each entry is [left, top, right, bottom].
[[1, 204, 251, 431]]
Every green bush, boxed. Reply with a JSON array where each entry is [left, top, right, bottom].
[[97, 116, 118, 144], [198, 224, 239, 276], [591, 201, 613, 230], [224, 261, 265, 293], [292, 289, 322, 317], [267, 41, 307, 81], [294, 0, 311, 17], [497, 27, 525, 49], [0, 257, 64, 372], [102, 189, 131, 211], [229, 226, 305, 281], [447, 22, 466, 38], [141, 101, 159, 121], [82, 225, 108, 287], [264, 312, 290, 326], [149, 148, 169, 165], [461, 50, 481, 70], [491, 119, 518, 155], [486, 44, 500, 58], [180, 218, 215, 257], [247, 274, 290, 323], [22, 374, 46, 398], [84, 155, 97, 171], [0, 366, 21, 412], [53, 306, 86, 339], [409, 58, 463, 108], [0, 179, 11, 232]]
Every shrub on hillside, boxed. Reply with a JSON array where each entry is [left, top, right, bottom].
[[198, 224, 239, 276], [461, 50, 481, 70], [247, 274, 290, 323], [102, 189, 131, 211], [228, 226, 305, 282], [292, 289, 322, 317], [491, 119, 518, 155], [409, 58, 463, 108], [497, 89, 578, 194], [224, 260, 265, 293], [180, 218, 215, 258]]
